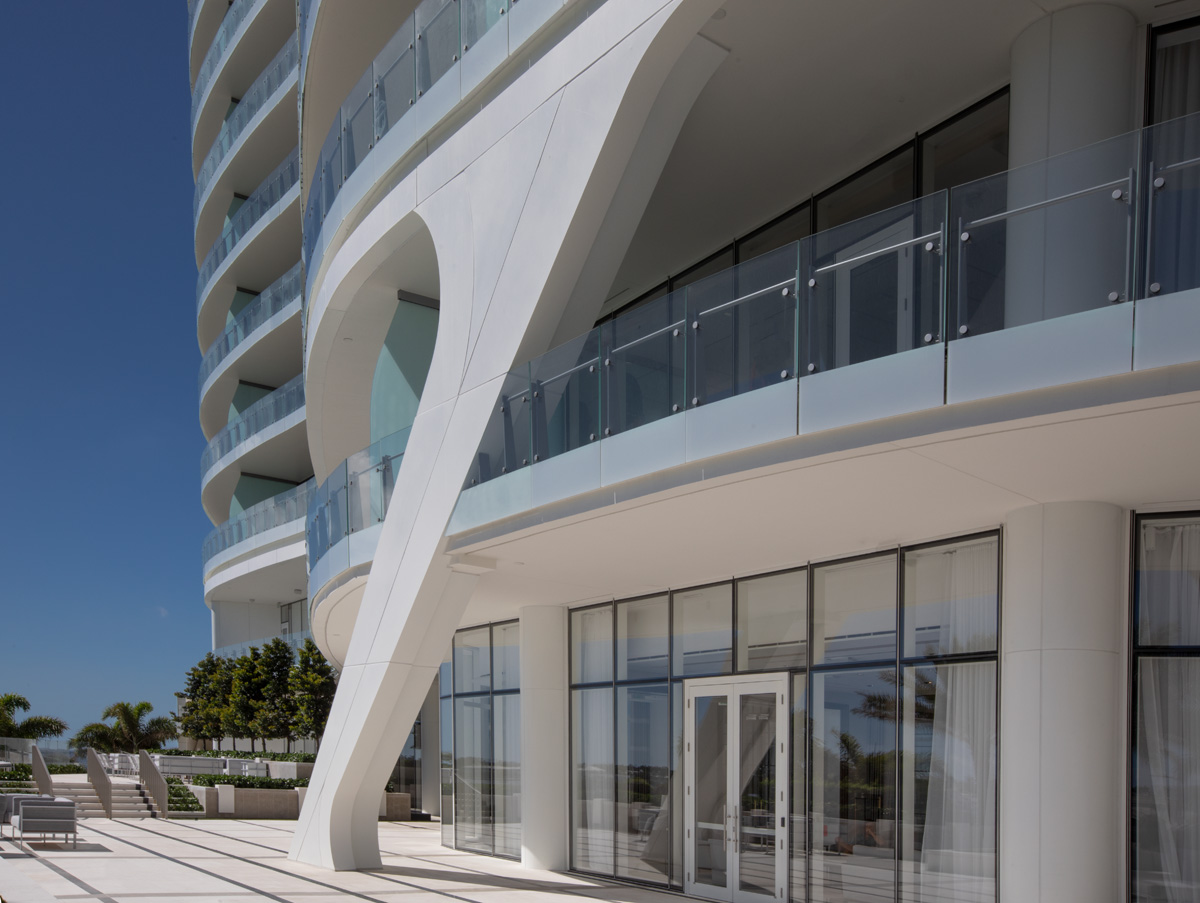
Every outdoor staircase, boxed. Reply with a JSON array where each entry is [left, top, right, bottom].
[[51, 782, 160, 819]]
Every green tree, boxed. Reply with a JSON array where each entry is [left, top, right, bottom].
[[0, 693, 67, 739], [292, 639, 337, 749], [179, 654, 232, 749], [225, 649, 266, 751], [70, 702, 177, 753], [255, 639, 297, 751]]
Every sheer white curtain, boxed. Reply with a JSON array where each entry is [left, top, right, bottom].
[[574, 689, 614, 874], [916, 541, 998, 903], [1138, 658, 1200, 903], [1141, 522, 1200, 645]]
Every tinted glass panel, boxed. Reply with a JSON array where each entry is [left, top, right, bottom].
[[1138, 519, 1200, 646], [454, 626, 491, 693], [492, 622, 520, 691], [454, 695, 492, 854], [616, 684, 671, 884], [672, 584, 733, 677], [813, 554, 897, 665], [736, 569, 808, 672], [617, 595, 669, 681], [920, 93, 1009, 193], [816, 146, 915, 232], [903, 536, 998, 658], [739, 204, 811, 261], [494, 694, 522, 858], [572, 606, 614, 684], [572, 687, 615, 874], [1152, 24, 1200, 123]]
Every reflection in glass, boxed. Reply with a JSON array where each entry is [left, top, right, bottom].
[[738, 204, 811, 261], [671, 681, 684, 888], [738, 692, 778, 896], [572, 687, 614, 874], [572, 606, 613, 684], [673, 584, 734, 677], [1135, 657, 1200, 903], [454, 626, 491, 693], [454, 695, 493, 854], [920, 92, 1009, 193], [903, 536, 998, 658], [616, 685, 671, 884], [440, 695, 453, 847], [813, 554, 897, 665], [816, 147, 915, 232], [617, 596, 669, 681], [492, 622, 520, 691], [791, 674, 809, 903], [693, 693, 728, 889], [737, 569, 808, 671], [601, 291, 686, 436], [810, 669, 897, 903], [531, 329, 600, 462], [493, 694, 521, 858], [900, 663, 997, 903], [1138, 519, 1200, 646]]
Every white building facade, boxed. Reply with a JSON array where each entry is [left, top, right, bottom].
[[187, 1, 1200, 900]]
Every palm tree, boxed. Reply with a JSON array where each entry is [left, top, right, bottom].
[[0, 693, 67, 739], [70, 701, 177, 753]]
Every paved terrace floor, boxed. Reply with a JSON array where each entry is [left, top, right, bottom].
[[0, 819, 683, 903]]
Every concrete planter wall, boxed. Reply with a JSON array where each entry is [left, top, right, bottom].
[[266, 761, 314, 780], [197, 785, 409, 820]]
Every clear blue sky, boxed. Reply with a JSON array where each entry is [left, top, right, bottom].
[[0, 3, 215, 738]]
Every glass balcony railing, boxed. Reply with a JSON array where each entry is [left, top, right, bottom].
[[302, 0, 525, 266], [306, 426, 411, 576], [199, 263, 303, 392], [194, 36, 299, 223], [191, 0, 257, 132], [196, 147, 300, 310], [464, 111, 1200, 488], [201, 374, 305, 479], [203, 479, 315, 569]]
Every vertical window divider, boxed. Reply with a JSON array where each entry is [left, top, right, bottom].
[[894, 545, 904, 903]]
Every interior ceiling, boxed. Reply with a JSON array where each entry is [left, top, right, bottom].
[[607, 0, 1198, 306], [456, 392, 1200, 627]]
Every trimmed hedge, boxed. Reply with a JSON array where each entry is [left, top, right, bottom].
[[0, 765, 32, 780], [188, 774, 309, 789], [159, 749, 316, 763], [164, 777, 205, 812], [47, 764, 86, 775]]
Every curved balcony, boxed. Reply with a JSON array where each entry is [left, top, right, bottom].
[[448, 113, 1200, 538], [196, 147, 300, 323], [302, 0, 584, 273], [203, 478, 314, 576], [194, 36, 299, 250], [191, 0, 296, 167], [306, 427, 410, 603], [199, 263, 303, 435], [201, 375, 307, 522], [189, 0, 226, 87]]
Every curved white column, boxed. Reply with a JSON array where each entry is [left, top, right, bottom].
[[518, 606, 568, 870], [290, 0, 726, 870], [1000, 501, 1127, 903]]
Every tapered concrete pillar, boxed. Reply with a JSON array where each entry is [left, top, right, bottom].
[[1000, 502, 1127, 903], [420, 678, 440, 817], [518, 605, 569, 870]]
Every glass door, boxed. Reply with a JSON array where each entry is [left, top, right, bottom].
[[684, 675, 789, 902]]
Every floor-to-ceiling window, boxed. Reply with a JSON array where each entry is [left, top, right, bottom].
[[1132, 514, 1200, 902], [568, 533, 1000, 901], [439, 621, 521, 859]]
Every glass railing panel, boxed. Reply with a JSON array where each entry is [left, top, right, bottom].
[[199, 263, 303, 390], [325, 461, 349, 551], [601, 290, 687, 437], [950, 133, 1137, 338], [461, 0, 507, 51], [321, 125, 343, 211], [345, 445, 376, 536], [375, 26, 418, 138], [201, 374, 305, 476], [376, 426, 411, 520], [203, 479, 315, 568], [306, 476, 329, 569], [195, 36, 299, 221], [416, 0, 460, 95], [192, 0, 255, 129], [805, 192, 947, 372], [531, 328, 601, 463], [1143, 111, 1200, 298], [197, 148, 300, 307], [687, 243, 800, 405], [343, 67, 376, 180], [304, 168, 323, 263], [467, 367, 533, 485]]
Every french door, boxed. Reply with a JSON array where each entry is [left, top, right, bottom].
[[684, 675, 789, 902]]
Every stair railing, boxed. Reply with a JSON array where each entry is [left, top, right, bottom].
[[139, 750, 170, 820], [86, 748, 114, 817], [31, 744, 53, 794]]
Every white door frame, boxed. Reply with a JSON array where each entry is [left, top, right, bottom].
[[683, 673, 789, 902]]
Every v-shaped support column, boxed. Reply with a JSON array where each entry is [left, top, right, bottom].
[[291, 0, 726, 870]]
